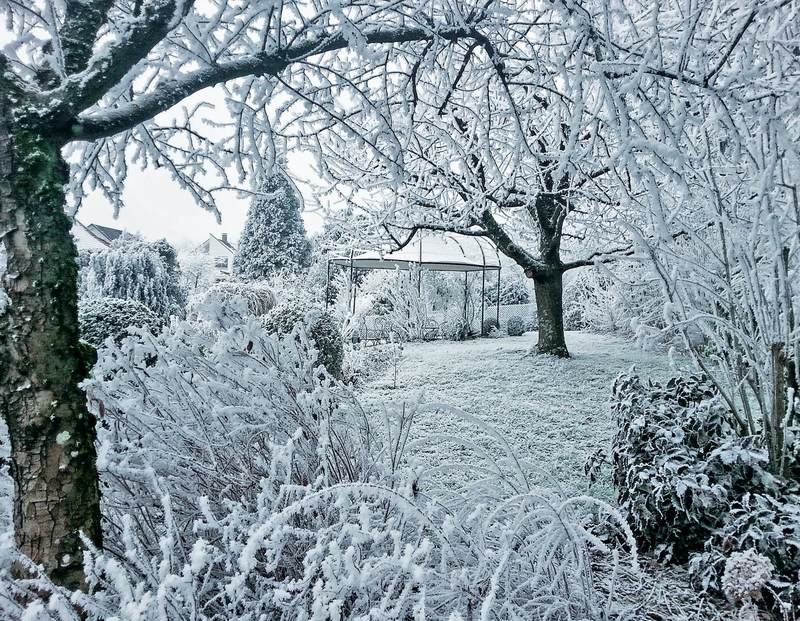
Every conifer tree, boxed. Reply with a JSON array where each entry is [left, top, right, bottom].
[[234, 171, 312, 281]]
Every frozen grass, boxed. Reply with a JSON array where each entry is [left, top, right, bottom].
[[360, 331, 675, 501], [359, 331, 741, 620]]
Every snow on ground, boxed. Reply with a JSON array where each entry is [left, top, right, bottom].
[[360, 331, 675, 499]]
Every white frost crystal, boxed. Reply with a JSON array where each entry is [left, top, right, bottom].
[[722, 549, 774, 604]]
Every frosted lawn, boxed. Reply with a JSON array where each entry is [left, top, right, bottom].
[[360, 331, 675, 499]]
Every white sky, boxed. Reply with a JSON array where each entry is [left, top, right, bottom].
[[0, 19, 327, 250], [75, 151, 326, 250]]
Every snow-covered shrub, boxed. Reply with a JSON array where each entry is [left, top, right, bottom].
[[690, 491, 800, 614], [444, 316, 474, 341], [190, 280, 276, 328], [342, 344, 395, 386], [78, 297, 164, 348], [81, 235, 187, 318], [324, 269, 379, 344], [381, 267, 431, 341], [83, 319, 363, 538], [611, 373, 776, 563], [721, 549, 774, 605], [1, 363, 643, 620], [506, 315, 526, 336], [488, 268, 531, 305], [482, 317, 499, 336], [263, 302, 344, 379], [563, 265, 664, 336], [178, 249, 217, 297], [612, 373, 800, 617], [267, 270, 320, 309]]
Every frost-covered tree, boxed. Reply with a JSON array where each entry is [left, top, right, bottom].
[[178, 249, 217, 297], [83, 235, 186, 318], [234, 172, 311, 280], [0, 0, 492, 585], [310, 2, 797, 359], [630, 107, 800, 476]]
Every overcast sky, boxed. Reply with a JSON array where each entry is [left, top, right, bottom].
[[75, 152, 326, 250], [0, 28, 326, 250]]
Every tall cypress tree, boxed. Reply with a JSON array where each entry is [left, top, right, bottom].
[[234, 171, 312, 281]]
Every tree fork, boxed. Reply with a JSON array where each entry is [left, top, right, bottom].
[[0, 78, 102, 588]]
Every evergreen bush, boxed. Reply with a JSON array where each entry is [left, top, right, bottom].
[[234, 171, 312, 280], [79, 297, 165, 348], [481, 317, 499, 336], [506, 315, 526, 336], [263, 302, 344, 379]]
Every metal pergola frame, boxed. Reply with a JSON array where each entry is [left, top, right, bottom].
[[326, 231, 502, 334]]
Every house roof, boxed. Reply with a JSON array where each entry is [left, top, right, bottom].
[[87, 224, 123, 244], [211, 234, 236, 253], [330, 231, 501, 273], [72, 221, 110, 250], [196, 234, 236, 254]]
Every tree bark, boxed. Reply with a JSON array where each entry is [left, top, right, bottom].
[[0, 84, 101, 589], [530, 191, 570, 358], [532, 271, 569, 358]]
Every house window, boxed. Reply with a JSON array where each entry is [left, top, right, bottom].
[[214, 256, 228, 268]]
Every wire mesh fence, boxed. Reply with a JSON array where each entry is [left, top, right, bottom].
[[357, 303, 538, 343]]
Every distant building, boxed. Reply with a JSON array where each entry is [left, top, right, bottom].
[[196, 233, 236, 279], [72, 221, 112, 251], [86, 223, 123, 245]]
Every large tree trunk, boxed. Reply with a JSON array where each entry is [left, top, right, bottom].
[[533, 271, 569, 358], [0, 87, 101, 588]]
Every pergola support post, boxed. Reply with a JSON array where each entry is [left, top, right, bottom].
[[481, 267, 486, 334], [417, 235, 423, 295], [463, 272, 469, 325], [349, 249, 356, 314], [496, 267, 501, 327], [325, 259, 332, 310]]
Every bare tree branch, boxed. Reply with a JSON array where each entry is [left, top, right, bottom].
[[69, 24, 478, 142], [59, 0, 116, 76], [50, 0, 196, 126]]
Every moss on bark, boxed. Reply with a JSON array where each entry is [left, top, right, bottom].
[[0, 79, 102, 588]]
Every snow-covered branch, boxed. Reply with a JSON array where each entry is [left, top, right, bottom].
[[72, 24, 478, 142]]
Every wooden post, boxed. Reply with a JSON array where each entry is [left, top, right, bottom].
[[770, 343, 787, 476]]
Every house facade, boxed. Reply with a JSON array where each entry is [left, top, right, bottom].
[[196, 233, 236, 280]]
